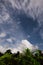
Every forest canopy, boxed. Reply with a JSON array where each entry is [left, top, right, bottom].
[[0, 48, 43, 65]]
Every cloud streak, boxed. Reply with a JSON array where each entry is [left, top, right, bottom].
[[0, 32, 6, 38]]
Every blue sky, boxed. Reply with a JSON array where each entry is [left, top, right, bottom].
[[0, 0, 43, 53]]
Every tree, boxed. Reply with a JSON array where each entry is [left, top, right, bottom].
[[0, 52, 3, 57], [5, 49, 12, 54]]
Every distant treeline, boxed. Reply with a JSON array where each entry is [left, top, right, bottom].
[[0, 48, 43, 65]]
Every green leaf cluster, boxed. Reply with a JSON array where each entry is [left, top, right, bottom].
[[0, 49, 43, 65]]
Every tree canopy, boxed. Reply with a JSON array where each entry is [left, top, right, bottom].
[[0, 49, 43, 65]]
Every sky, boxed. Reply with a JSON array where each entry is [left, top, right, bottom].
[[0, 0, 43, 53]]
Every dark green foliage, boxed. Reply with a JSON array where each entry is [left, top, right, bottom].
[[0, 52, 3, 57], [0, 49, 43, 65], [4, 49, 12, 54]]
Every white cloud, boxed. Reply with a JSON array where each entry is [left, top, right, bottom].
[[0, 3, 13, 24], [0, 32, 6, 38], [11, 40, 38, 53], [0, 45, 12, 53], [17, 40, 38, 52], [6, 37, 16, 43], [6, 38, 13, 43], [2, 12, 10, 21], [9, 0, 22, 9], [0, 39, 38, 53], [0, 45, 6, 53]]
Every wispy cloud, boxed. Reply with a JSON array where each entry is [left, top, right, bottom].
[[6, 37, 16, 43], [0, 32, 6, 38]]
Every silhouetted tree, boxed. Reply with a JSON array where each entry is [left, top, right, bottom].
[[0, 52, 3, 57], [5, 49, 12, 54]]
